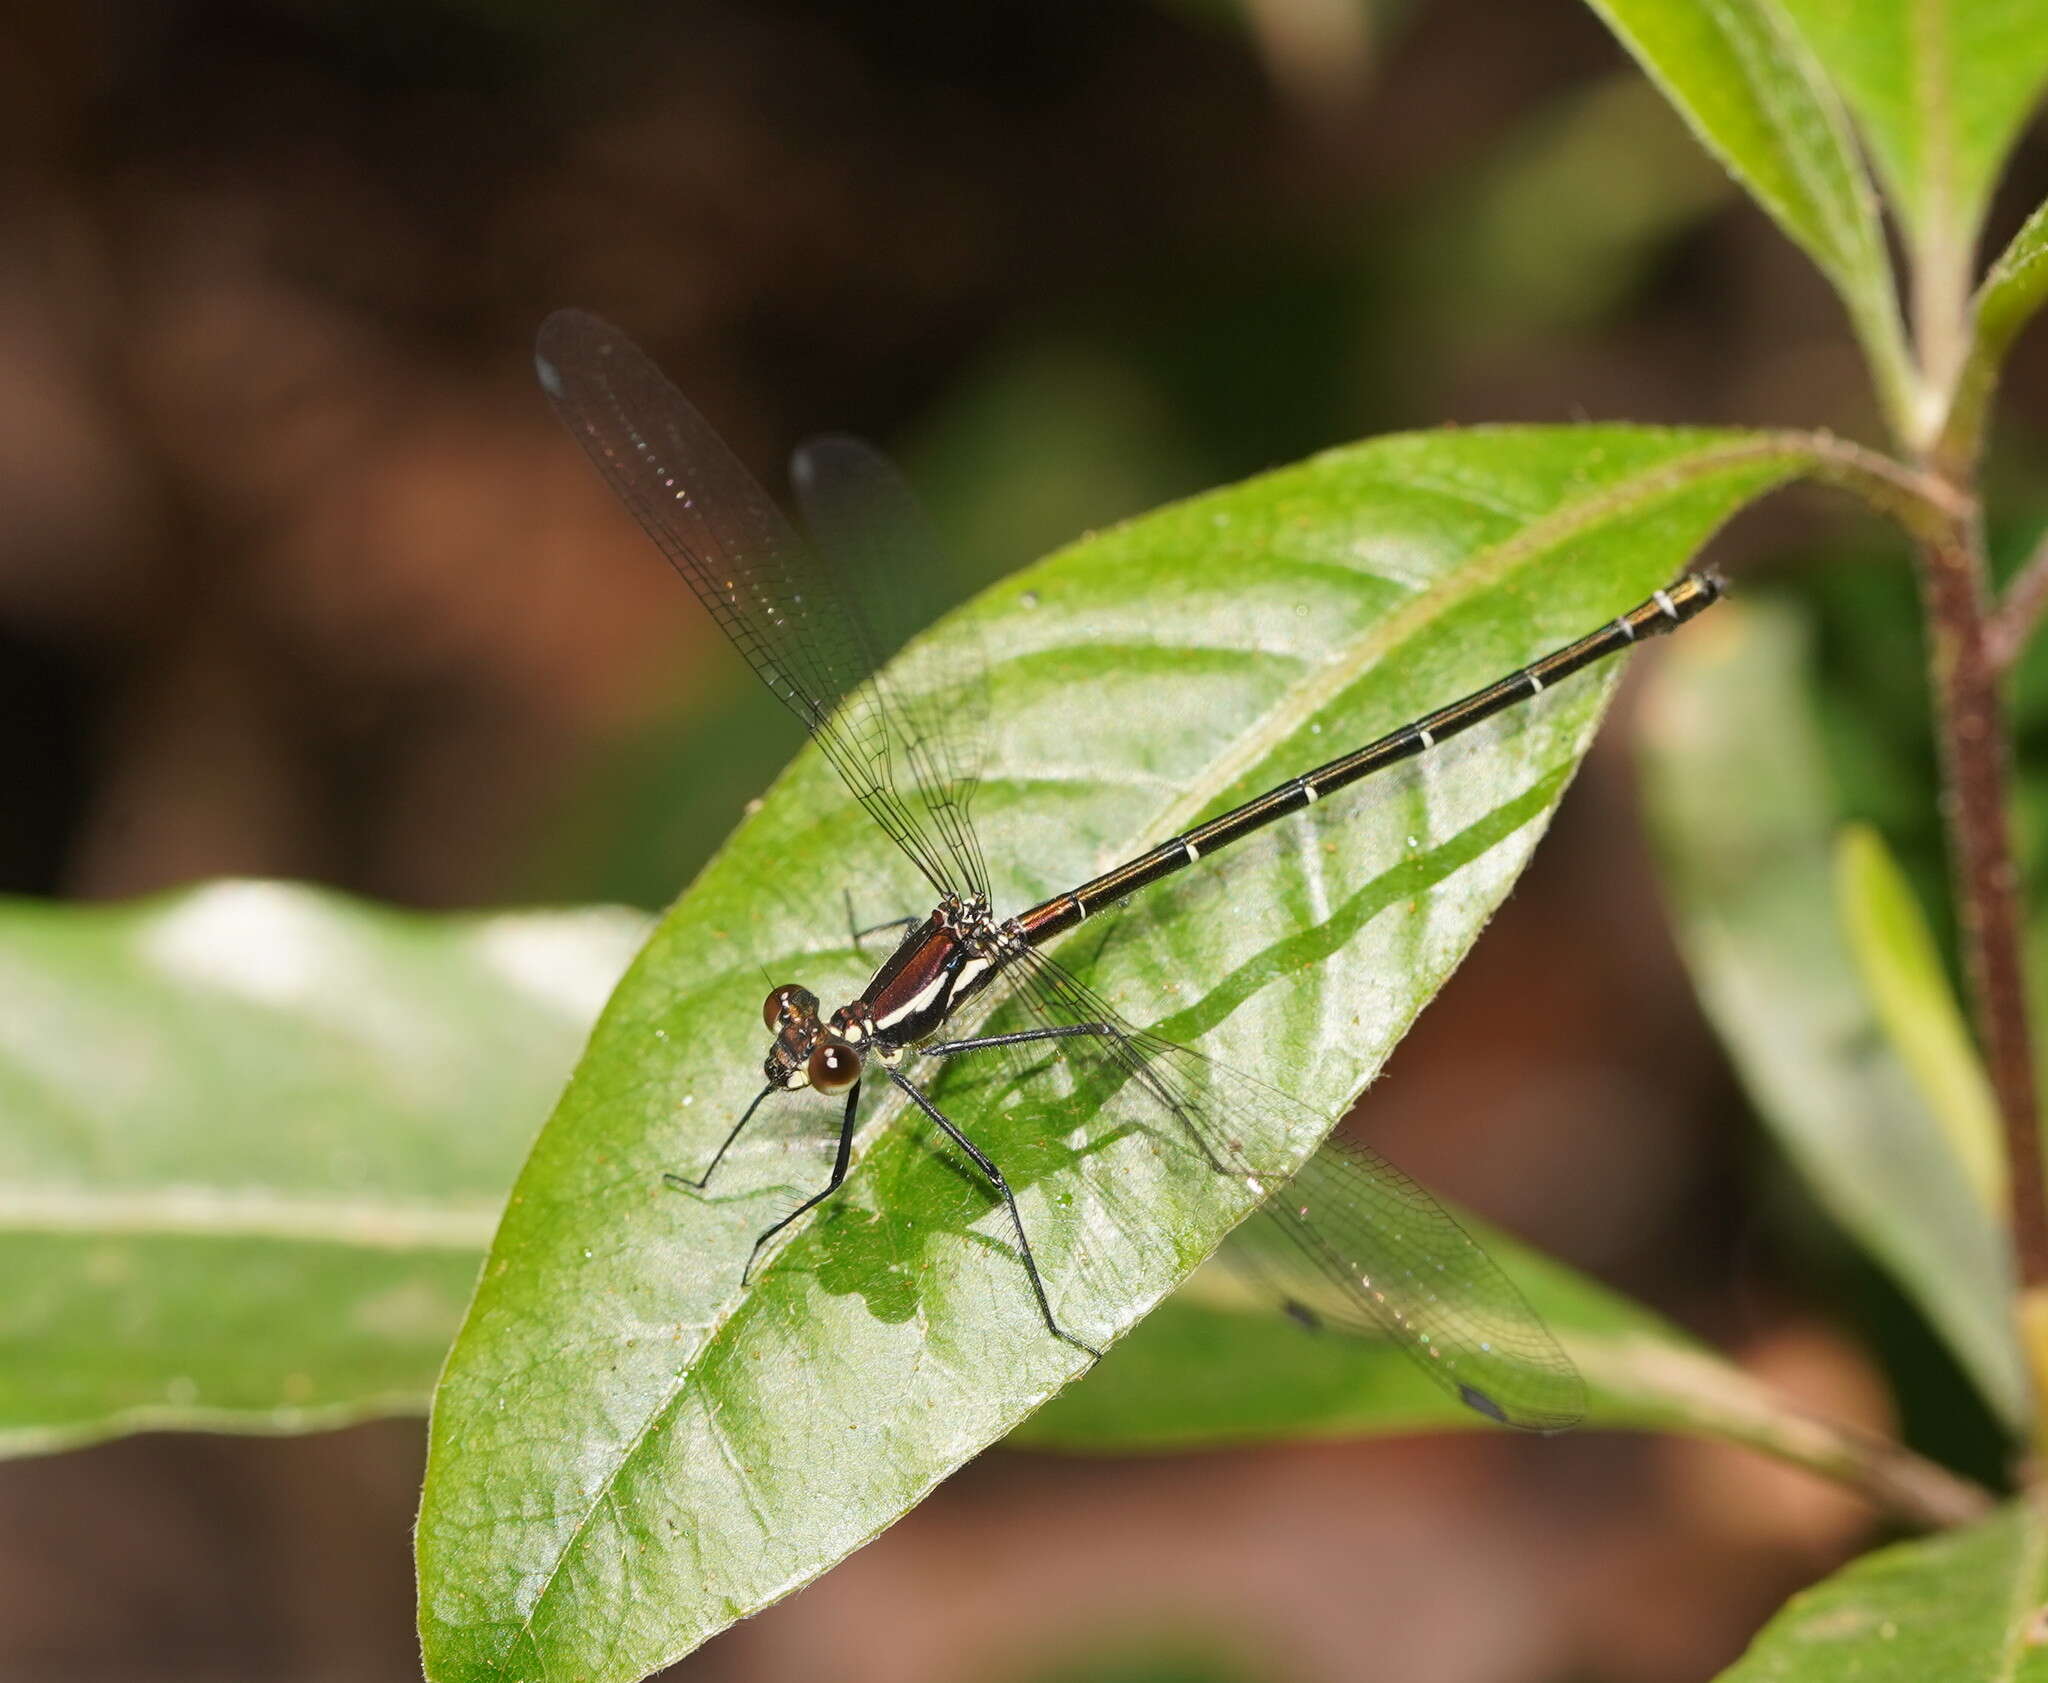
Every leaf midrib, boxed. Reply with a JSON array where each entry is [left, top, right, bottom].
[[0, 1184, 497, 1250]]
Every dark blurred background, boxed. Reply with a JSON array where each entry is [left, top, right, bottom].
[[2, 2, 2045, 1679]]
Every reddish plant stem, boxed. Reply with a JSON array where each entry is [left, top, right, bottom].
[[1915, 518, 2048, 1292]]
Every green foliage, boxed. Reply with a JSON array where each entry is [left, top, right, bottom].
[[415, 426, 1807, 1681], [1774, 0, 2048, 297], [1580, 0, 1916, 435], [5, 0, 2044, 1675], [1948, 197, 2048, 462], [1638, 602, 2024, 1426], [1719, 1500, 2048, 1681], [1837, 823, 2004, 1216], [1018, 1224, 1934, 1492], [1976, 198, 2048, 374], [0, 881, 645, 1453]]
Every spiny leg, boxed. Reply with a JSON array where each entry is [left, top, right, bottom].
[[741, 1080, 863, 1284], [664, 1082, 776, 1193], [886, 1065, 1101, 1359]]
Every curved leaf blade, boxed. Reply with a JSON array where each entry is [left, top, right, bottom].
[[1583, 0, 1919, 439], [1775, 0, 2048, 294], [1718, 1500, 2048, 1680], [1011, 1224, 1788, 1444], [1639, 599, 2024, 1425], [1977, 197, 2048, 367], [1836, 824, 2004, 1215], [0, 881, 647, 1455], [417, 426, 1811, 1683], [1018, 1237, 1991, 1527], [1942, 196, 2048, 464]]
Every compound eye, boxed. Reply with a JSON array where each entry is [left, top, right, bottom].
[[763, 983, 809, 1029], [807, 1040, 862, 1095]]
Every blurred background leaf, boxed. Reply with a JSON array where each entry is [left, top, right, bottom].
[[1018, 1226, 1992, 1532], [1638, 600, 2023, 1426], [1716, 1498, 2048, 1681], [0, 880, 644, 1454], [1834, 824, 2003, 1216]]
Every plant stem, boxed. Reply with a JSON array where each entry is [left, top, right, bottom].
[[1990, 526, 2048, 673], [1913, 514, 2048, 1337], [1780, 429, 1970, 529]]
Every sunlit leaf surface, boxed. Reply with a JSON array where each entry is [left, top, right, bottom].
[[0, 881, 647, 1454], [417, 426, 1810, 1682]]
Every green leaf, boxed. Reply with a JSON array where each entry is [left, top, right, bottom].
[[1775, 0, 2048, 381], [1939, 195, 2048, 468], [1718, 1499, 2048, 1681], [1639, 599, 2024, 1426], [1021, 1227, 1989, 1524], [1582, 0, 1920, 443], [1977, 198, 2048, 371], [0, 880, 646, 1455], [1836, 824, 2004, 1215], [416, 426, 1811, 1683]]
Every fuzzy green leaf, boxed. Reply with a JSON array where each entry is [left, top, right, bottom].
[[1776, 0, 2048, 303], [417, 426, 1811, 1683], [1639, 599, 2023, 1425], [1941, 195, 2048, 465], [1976, 198, 2048, 367], [1583, 0, 1919, 440], [0, 881, 646, 1455]]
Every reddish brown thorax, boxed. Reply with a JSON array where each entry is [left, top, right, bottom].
[[758, 893, 1008, 1097]]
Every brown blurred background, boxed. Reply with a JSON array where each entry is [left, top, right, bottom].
[[2, 1, 2044, 1679]]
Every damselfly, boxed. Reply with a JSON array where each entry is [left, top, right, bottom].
[[537, 309, 1719, 1432]]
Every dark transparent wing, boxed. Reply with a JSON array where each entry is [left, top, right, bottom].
[[983, 943, 1585, 1433], [792, 437, 990, 900], [535, 308, 979, 897]]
